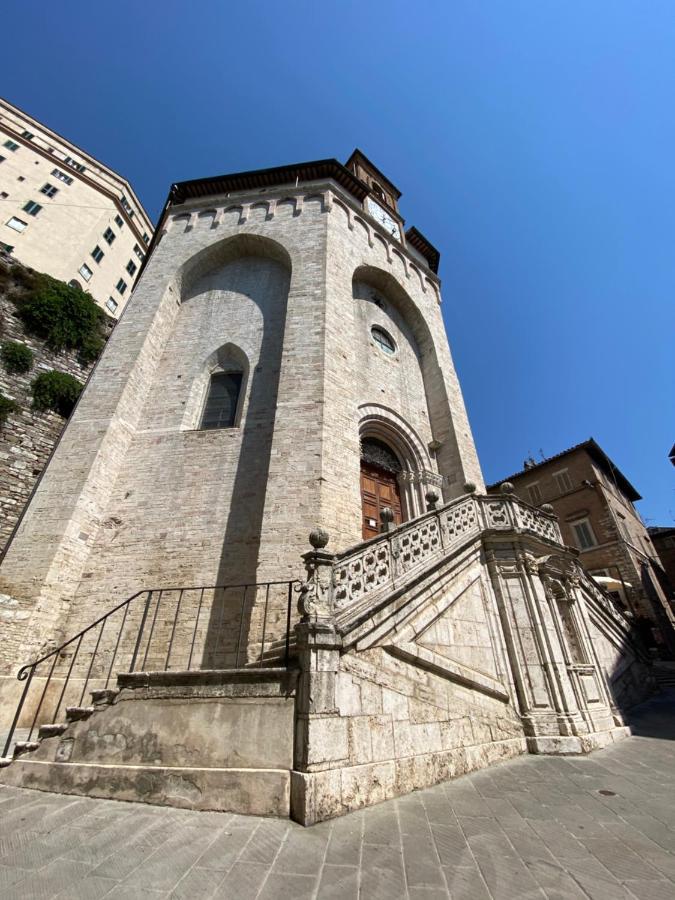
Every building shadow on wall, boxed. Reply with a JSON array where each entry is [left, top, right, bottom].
[[198, 254, 291, 669], [603, 603, 675, 740]]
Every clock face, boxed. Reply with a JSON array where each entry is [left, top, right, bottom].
[[366, 197, 401, 240]]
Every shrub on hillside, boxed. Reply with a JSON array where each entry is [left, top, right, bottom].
[[31, 370, 83, 418], [14, 273, 105, 364], [1, 340, 34, 375], [0, 391, 19, 426]]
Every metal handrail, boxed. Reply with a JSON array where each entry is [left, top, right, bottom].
[[2, 579, 298, 758]]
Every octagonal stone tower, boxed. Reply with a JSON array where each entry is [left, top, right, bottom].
[[0, 150, 483, 669]]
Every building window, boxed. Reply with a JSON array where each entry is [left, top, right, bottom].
[[0, 240, 14, 253], [0, 155, 6, 164], [22, 130, 34, 140], [133, 243, 145, 260], [64, 156, 86, 173], [371, 325, 396, 355], [40, 183, 58, 198], [51, 168, 73, 185], [126, 260, 137, 276], [6, 217, 28, 233], [22, 201, 42, 217], [617, 515, 631, 542], [201, 372, 243, 430], [571, 518, 596, 551], [0, 192, 7, 199], [106, 297, 118, 313], [114, 214, 124, 228], [142, 232, 150, 244], [527, 483, 542, 505], [103, 227, 116, 245], [116, 278, 127, 294], [91, 245, 104, 264], [120, 195, 133, 215], [79, 263, 93, 282], [3, 139, 19, 152], [553, 470, 573, 493]]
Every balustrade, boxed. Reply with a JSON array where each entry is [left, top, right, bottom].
[[331, 493, 561, 612]]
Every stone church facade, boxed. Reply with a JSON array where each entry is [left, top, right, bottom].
[[0, 152, 652, 823]]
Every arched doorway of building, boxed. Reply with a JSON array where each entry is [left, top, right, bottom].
[[360, 438, 403, 540]]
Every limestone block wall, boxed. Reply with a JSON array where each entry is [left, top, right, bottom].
[[0, 178, 484, 676], [0, 278, 95, 553], [295, 645, 525, 824], [320, 194, 484, 550], [583, 587, 652, 711]]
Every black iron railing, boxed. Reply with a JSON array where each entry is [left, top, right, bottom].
[[1, 580, 298, 758]]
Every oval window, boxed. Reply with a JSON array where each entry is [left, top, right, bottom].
[[371, 325, 396, 356]]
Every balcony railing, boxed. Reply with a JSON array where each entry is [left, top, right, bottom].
[[2, 580, 298, 758]]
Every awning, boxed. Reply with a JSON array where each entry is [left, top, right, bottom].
[[592, 575, 632, 590]]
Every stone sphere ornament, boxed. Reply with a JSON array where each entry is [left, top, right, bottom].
[[425, 489, 440, 510], [308, 528, 329, 550], [380, 507, 395, 524], [500, 481, 515, 495], [463, 481, 477, 494], [541, 503, 555, 514]]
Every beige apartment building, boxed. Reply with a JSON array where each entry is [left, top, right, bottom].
[[0, 97, 153, 316], [488, 439, 675, 655]]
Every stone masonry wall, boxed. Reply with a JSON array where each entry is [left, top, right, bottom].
[[0, 258, 105, 552], [0, 179, 484, 680]]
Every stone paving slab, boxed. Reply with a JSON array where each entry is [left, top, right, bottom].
[[0, 690, 674, 898]]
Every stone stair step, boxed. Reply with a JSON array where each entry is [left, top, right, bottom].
[[13, 741, 40, 758], [91, 689, 118, 706], [65, 706, 95, 722], [0, 757, 13, 768], [38, 723, 68, 740]]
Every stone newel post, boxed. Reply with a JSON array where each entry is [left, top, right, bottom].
[[295, 530, 341, 731]]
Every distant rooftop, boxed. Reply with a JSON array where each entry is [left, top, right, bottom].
[[486, 438, 641, 502]]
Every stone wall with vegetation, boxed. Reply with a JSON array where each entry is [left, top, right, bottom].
[[0, 253, 112, 552]]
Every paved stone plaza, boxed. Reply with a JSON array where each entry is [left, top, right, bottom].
[[0, 690, 673, 900]]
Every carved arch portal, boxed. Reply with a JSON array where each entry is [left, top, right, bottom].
[[359, 404, 441, 523]]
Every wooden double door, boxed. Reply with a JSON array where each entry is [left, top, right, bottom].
[[360, 460, 403, 540]]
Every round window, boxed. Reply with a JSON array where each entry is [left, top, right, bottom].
[[371, 325, 396, 355]]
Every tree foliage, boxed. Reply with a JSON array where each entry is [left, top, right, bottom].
[[31, 370, 83, 418], [1, 340, 34, 375], [14, 272, 106, 364], [0, 391, 19, 426]]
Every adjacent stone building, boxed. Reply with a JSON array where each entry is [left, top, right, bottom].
[[0, 154, 655, 823], [487, 440, 675, 655], [0, 96, 153, 316], [649, 526, 675, 597]]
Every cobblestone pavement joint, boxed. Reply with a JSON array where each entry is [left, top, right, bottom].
[[1, 690, 674, 899]]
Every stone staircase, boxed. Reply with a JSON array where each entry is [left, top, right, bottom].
[[1, 668, 298, 815], [0, 490, 662, 825], [653, 661, 675, 690]]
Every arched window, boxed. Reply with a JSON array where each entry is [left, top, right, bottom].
[[201, 371, 242, 429]]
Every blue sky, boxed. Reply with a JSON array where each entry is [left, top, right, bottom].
[[4, 1, 674, 523]]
